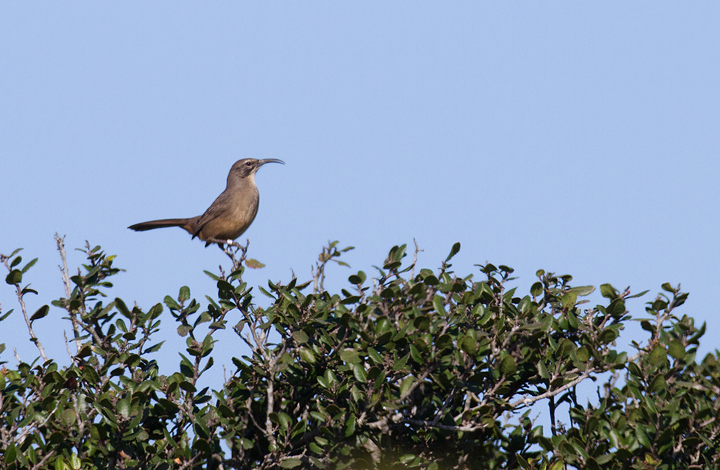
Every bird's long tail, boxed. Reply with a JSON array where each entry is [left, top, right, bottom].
[[128, 217, 197, 233]]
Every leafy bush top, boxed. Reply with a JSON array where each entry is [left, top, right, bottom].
[[1, 237, 718, 470]]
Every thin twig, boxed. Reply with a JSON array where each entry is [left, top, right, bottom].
[[510, 369, 595, 409], [402, 417, 488, 433], [55, 234, 82, 354], [409, 238, 423, 280], [1, 255, 48, 362], [63, 331, 74, 360]]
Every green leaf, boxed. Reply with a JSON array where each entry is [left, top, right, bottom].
[[561, 292, 577, 310], [674, 292, 688, 308], [117, 395, 132, 418], [339, 349, 360, 364], [179, 286, 191, 302], [499, 356, 517, 375], [399, 376, 415, 397], [549, 460, 564, 470], [5, 269, 22, 285], [668, 339, 686, 360], [204, 270, 219, 281], [599, 328, 618, 344], [280, 458, 303, 468], [433, 296, 445, 314], [459, 336, 477, 355], [4, 444, 17, 463], [627, 362, 642, 377], [30, 305, 49, 322], [649, 346, 667, 365], [530, 282, 543, 297], [353, 363, 367, 382], [557, 338, 574, 357], [435, 334, 452, 350], [201, 334, 214, 356], [392, 244, 407, 262], [344, 413, 356, 437], [413, 315, 430, 331], [277, 412, 292, 430], [607, 299, 626, 317], [600, 284, 617, 299], [446, 242, 461, 261], [627, 289, 649, 299], [177, 325, 193, 337], [324, 370, 338, 388], [368, 347, 383, 364], [383, 245, 406, 269], [537, 361, 549, 379], [567, 310, 579, 329], [164, 295, 180, 310], [292, 330, 309, 344], [648, 375, 667, 394], [576, 347, 589, 362], [661, 282, 676, 293], [391, 353, 410, 372], [113, 298, 130, 318], [635, 425, 651, 448], [568, 285, 595, 296], [149, 302, 163, 318], [62, 409, 77, 426], [348, 271, 367, 284], [21, 258, 38, 273], [298, 347, 316, 364], [179, 380, 196, 393]]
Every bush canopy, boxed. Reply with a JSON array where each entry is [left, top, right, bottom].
[[1, 237, 719, 469]]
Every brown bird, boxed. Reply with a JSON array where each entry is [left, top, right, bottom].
[[129, 158, 284, 246]]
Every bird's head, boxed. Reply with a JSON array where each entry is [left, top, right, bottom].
[[228, 158, 285, 184]]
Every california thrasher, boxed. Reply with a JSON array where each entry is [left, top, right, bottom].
[[129, 158, 284, 246]]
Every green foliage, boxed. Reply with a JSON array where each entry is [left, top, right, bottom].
[[1, 240, 719, 469]]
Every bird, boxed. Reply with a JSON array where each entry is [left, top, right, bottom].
[[128, 158, 284, 246]]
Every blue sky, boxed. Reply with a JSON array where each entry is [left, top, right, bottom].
[[2, 3, 719, 397]]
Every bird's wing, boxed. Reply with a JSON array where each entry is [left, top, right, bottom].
[[192, 191, 232, 239]]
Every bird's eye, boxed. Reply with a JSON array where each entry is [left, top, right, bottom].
[[245, 161, 253, 166]]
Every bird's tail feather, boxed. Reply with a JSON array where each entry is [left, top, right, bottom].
[[128, 218, 192, 232]]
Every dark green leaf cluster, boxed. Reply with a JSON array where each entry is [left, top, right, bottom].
[[1, 241, 719, 470]]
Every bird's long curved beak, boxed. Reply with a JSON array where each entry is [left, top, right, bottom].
[[258, 158, 285, 166]]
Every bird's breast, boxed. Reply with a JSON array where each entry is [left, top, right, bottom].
[[199, 186, 260, 241]]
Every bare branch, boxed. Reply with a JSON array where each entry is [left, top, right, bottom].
[[510, 369, 596, 409], [55, 233, 82, 354], [213, 238, 250, 273], [402, 418, 488, 433], [409, 238, 423, 280]]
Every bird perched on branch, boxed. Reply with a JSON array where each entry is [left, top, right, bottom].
[[129, 158, 284, 246]]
